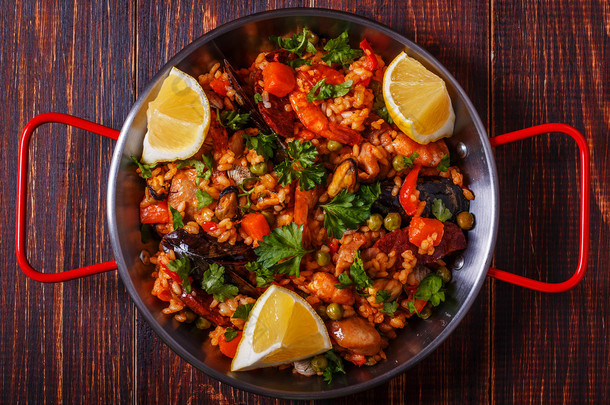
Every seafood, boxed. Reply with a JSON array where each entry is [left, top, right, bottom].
[[326, 317, 383, 356], [307, 272, 355, 305], [392, 133, 448, 167]]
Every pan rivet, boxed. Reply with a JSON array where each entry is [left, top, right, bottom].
[[457, 142, 468, 158], [452, 255, 464, 270]]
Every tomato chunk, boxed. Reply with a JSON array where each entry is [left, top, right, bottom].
[[262, 62, 296, 97], [219, 330, 242, 358], [408, 217, 444, 247], [209, 77, 229, 97], [140, 200, 169, 224]]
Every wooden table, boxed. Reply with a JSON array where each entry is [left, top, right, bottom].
[[3, 1, 608, 403]]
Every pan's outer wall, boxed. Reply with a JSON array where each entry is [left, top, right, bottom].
[[107, 8, 499, 400]]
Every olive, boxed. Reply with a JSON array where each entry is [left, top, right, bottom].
[[316, 305, 328, 320], [311, 355, 328, 372], [316, 251, 331, 267], [436, 266, 452, 283], [392, 155, 408, 172], [261, 210, 275, 228], [326, 302, 344, 320], [383, 212, 401, 231], [306, 30, 319, 45], [327, 140, 343, 152], [195, 317, 211, 330], [419, 306, 433, 320], [250, 162, 268, 176], [456, 211, 475, 230], [366, 213, 383, 232]]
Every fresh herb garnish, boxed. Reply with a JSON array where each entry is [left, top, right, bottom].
[[372, 92, 394, 124], [269, 28, 317, 57], [245, 261, 275, 288], [437, 154, 450, 172], [220, 110, 250, 131], [407, 273, 446, 315], [242, 131, 277, 160], [288, 58, 313, 69], [274, 140, 327, 191], [322, 30, 363, 67], [432, 198, 452, 222], [166, 256, 192, 294], [335, 251, 372, 292], [177, 158, 212, 180], [306, 79, 353, 102], [403, 152, 420, 168], [201, 263, 239, 302], [376, 290, 391, 303], [232, 303, 255, 320], [169, 205, 184, 230], [321, 182, 381, 239], [130, 155, 155, 179], [253, 93, 263, 104], [196, 189, 214, 209], [335, 272, 353, 289], [224, 327, 239, 342], [322, 350, 346, 384], [254, 223, 313, 277], [376, 290, 398, 316]]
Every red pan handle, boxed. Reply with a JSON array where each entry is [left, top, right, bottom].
[[487, 123, 590, 292], [16, 113, 119, 282]]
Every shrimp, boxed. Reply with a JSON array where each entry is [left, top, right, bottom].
[[326, 316, 382, 356], [307, 272, 355, 305], [392, 133, 449, 167], [334, 233, 367, 276], [294, 185, 318, 248], [356, 142, 386, 182]]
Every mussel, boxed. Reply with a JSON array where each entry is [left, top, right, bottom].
[[227, 165, 252, 185], [327, 158, 358, 198], [215, 186, 240, 220], [416, 177, 469, 221], [371, 180, 409, 223]]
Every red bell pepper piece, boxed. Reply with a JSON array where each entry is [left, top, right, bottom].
[[200, 221, 219, 232], [328, 239, 339, 256], [262, 62, 296, 97], [241, 213, 271, 242], [398, 164, 422, 216], [219, 330, 242, 358], [209, 77, 229, 97], [140, 200, 170, 224], [359, 39, 378, 71], [408, 216, 445, 247]]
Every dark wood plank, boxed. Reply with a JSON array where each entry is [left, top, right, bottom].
[[0, 1, 135, 403], [134, 1, 490, 404], [491, 0, 609, 403]]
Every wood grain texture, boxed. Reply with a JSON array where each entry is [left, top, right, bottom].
[[2, 0, 608, 403]]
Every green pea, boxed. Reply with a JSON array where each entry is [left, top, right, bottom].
[[327, 140, 343, 152], [316, 251, 330, 267], [195, 317, 211, 330], [316, 305, 328, 320], [310, 355, 328, 372], [392, 155, 408, 172], [306, 30, 319, 45], [436, 266, 452, 283], [419, 306, 433, 320], [184, 311, 197, 323], [456, 211, 475, 230], [250, 162, 268, 176], [326, 303, 344, 320], [367, 213, 383, 232], [383, 212, 401, 231], [261, 210, 275, 228]]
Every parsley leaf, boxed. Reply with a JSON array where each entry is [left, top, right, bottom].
[[254, 223, 313, 277], [321, 182, 381, 239], [403, 152, 420, 168], [306, 79, 353, 102], [349, 251, 372, 290], [372, 92, 394, 124], [288, 58, 312, 68], [201, 263, 239, 302], [322, 350, 346, 384], [254, 93, 263, 104], [224, 327, 238, 342], [269, 28, 318, 57], [415, 273, 445, 307], [322, 30, 363, 67], [381, 301, 398, 317], [432, 198, 452, 222], [232, 303, 254, 320], [376, 290, 391, 303], [220, 110, 250, 131], [274, 140, 327, 191], [437, 154, 450, 172], [335, 272, 354, 289], [169, 205, 184, 230], [177, 156, 213, 180], [196, 189, 214, 209], [130, 155, 155, 179], [166, 256, 192, 294], [242, 131, 277, 160], [245, 261, 275, 287]]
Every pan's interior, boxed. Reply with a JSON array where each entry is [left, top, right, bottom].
[[107, 9, 498, 399]]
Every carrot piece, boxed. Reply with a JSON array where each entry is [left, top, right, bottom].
[[140, 200, 170, 224], [408, 217, 445, 247], [219, 330, 242, 358], [209, 77, 229, 97], [241, 213, 271, 242], [262, 62, 296, 97]]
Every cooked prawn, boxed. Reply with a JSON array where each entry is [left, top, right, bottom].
[[392, 133, 449, 167], [307, 272, 355, 305]]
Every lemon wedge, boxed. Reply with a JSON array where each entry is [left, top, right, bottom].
[[383, 52, 455, 144], [231, 285, 332, 371], [141, 67, 211, 164]]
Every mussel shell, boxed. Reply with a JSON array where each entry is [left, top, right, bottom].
[[416, 176, 469, 221]]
